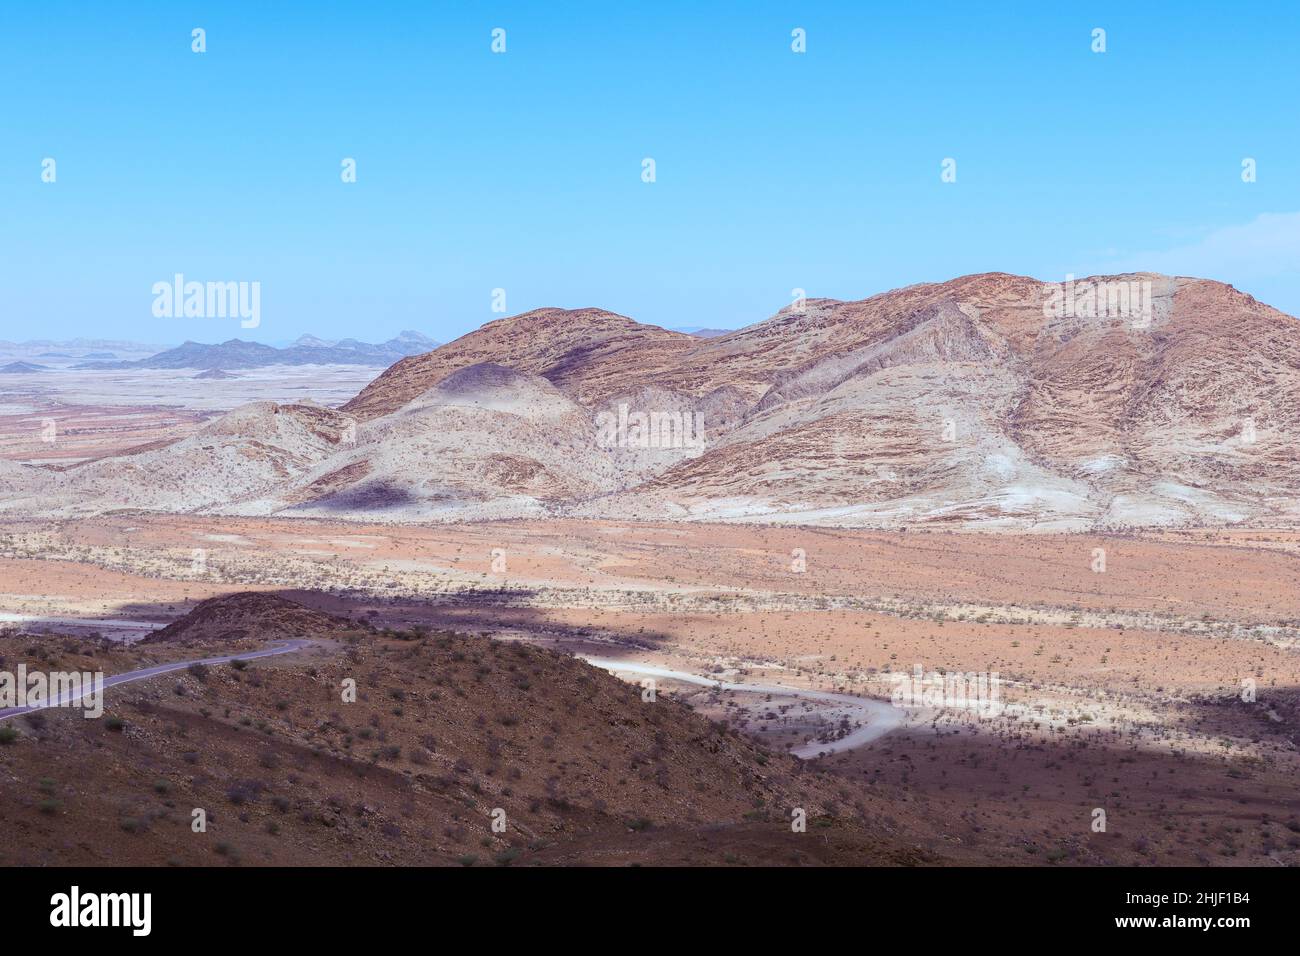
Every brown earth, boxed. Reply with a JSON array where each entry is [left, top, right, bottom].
[[142, 593, 348, 645], [1, 515, 1297, 866], [0, 597, 922, 867]]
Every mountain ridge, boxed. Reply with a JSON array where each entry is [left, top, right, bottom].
[[8, 272, 1300, 530]]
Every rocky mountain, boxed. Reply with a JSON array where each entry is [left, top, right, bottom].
[[342, 308, 695, 419], [8, 273, 1300, 529], [270, 363, 622, 520], [55, 401, 356, 513]]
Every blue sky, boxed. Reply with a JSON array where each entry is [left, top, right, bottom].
[[3, 1, 1299, 346]]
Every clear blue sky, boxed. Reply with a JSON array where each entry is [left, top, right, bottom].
[[4, 1, 1299, 345]]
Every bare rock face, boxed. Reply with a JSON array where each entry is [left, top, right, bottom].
[[9, 272, 1300, 529], [582, 272, 1300, 528]]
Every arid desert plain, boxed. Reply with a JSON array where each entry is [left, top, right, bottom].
[[2, 512, 1298, 866]]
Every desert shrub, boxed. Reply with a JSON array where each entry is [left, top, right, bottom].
[[225, 780, 266, 806]]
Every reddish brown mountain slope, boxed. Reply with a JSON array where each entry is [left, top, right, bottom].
[[343, 308, 695, 420]]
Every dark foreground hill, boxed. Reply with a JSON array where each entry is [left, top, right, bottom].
[[0, 592, 923, 866]]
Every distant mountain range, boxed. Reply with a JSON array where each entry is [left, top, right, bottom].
[[76, 331, 440, 370], [0, 338, 165, 365], [671, 326, 734, 338], [0, 338, 168, 352]]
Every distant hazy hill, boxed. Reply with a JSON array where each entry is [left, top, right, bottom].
[[77, 331, 440, 370], [290, 334, 335, 349], [0, 338, 167, 352], [671, 326, 734, 338], [0, 361, 49, 373], [0, 339, 164, 366]]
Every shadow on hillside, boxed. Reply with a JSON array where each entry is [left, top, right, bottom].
[[67, 586, 675, 655], [812, 685, 1300, 865], [309, 480, 418, 512]]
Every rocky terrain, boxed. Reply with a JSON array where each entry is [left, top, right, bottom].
[[0, 592, 919, 867], [2, 272, 1298, 529], [141, 593, 347, 645], [4, 519, 1297, 867]]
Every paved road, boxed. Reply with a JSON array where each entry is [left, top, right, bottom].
[[582, 657, 903, 759], [0, 640, 312, 721]]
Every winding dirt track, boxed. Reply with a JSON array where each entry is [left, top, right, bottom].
[[0, 640, 311, 722], [582, 657, 903, 758]]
